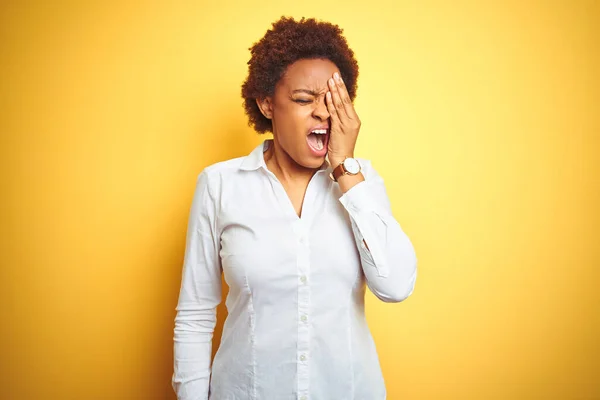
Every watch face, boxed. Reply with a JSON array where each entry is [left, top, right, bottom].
[[343, 158, 361, 174]]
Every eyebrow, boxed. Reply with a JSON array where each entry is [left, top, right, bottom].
[[292, 89, 324, 96]]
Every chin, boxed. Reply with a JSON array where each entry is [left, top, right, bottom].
[[303, 153, 327, 169]]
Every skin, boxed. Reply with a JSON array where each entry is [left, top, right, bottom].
[[256, 58, 365, 217]]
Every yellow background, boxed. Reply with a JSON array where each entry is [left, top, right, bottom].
[[1, 1, 598, 399]]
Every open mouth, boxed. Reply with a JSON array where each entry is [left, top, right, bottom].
[[307, 128, 329, 153]]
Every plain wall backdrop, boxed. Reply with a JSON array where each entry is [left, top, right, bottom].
[[1, 1, 598, 399]]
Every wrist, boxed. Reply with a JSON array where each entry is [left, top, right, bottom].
[[337, 172, 365, 193], [329, 154, 354, 167]]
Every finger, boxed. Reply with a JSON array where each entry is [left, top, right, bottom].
[[333, 73, 358, 120], [328, 77, 350, 120], [325, 91, 341, 126]]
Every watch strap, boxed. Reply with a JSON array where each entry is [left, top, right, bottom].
[[331, 162, 346, 182]]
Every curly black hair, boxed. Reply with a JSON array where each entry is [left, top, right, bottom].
[[241, 16, 359, 133]]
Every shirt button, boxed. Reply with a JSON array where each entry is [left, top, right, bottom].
[[300, 275, 307, 284], [301, 315, 308, 322], [300, 354, 306, 361]]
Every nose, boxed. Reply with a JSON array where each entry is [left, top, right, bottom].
[[312, 96, 330, 121]]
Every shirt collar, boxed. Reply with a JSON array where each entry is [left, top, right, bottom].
[[239, 139, 270, 171], [239, 139, 331, 172]]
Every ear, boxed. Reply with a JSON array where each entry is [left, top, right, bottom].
[[256, 97, 273, 120]]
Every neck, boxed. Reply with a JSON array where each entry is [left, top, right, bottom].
[[264, 138, 316, 186]]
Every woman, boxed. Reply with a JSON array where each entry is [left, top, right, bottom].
[[172, 16, 417, 400]]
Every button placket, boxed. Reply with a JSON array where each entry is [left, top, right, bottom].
[[295, 219, 310, 400]]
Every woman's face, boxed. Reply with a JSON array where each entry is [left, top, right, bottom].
[[258, 58, 340, 170]]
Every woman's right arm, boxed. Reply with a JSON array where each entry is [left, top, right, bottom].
[[172, 170, 222, 400]]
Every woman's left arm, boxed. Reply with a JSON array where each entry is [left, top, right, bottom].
[[338, 162, 418, 303], [325, 72, 417, 302]]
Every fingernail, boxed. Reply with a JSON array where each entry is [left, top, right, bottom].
[[334, 72, 340, 81]]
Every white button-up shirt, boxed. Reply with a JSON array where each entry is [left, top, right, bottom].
[[172, 140, 417, 400]]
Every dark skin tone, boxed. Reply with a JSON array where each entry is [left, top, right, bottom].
[[256, 58, 365, 217]]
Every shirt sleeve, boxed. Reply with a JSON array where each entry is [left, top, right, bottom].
[[339, 159, 418, 302], [172, 170, 222, 400]]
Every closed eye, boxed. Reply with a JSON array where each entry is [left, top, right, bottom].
[[294, 99, 312, 104]]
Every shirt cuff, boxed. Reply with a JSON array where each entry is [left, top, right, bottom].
[[339, 179, 385, 214]]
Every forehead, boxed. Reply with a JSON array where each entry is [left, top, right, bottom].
[[279, 58, 339, 90]]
